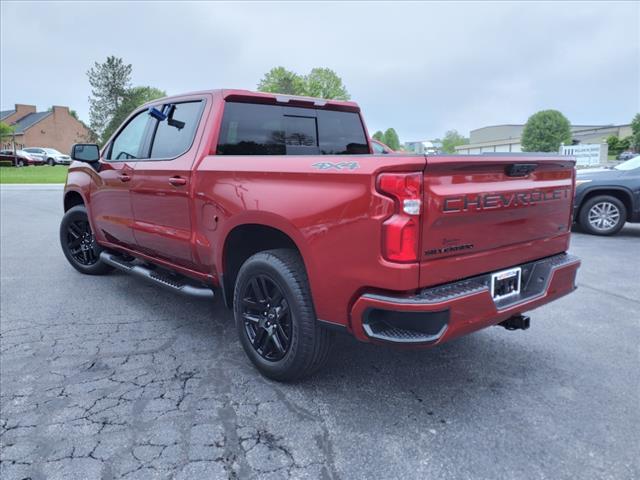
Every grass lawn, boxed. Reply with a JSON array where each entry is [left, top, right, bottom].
[[0, 165, 68, 184]]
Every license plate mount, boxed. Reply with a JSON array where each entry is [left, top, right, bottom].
[[491, 267, 522, 301]]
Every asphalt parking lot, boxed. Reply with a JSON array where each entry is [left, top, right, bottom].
[[1, 186, 639, 480]]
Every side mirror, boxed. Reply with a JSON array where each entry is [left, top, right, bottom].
[[71, 144, 100, 162]]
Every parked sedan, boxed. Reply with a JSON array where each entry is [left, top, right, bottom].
[[0, 149, 42, 167], [23, 147, 71, 165], [574, 156, 640, 235]]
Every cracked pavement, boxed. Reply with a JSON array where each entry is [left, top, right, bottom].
[[1, 187, 639, 480]]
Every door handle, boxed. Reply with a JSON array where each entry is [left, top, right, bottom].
[[169, 176, 187, 186], [119, 174, 131, 182]]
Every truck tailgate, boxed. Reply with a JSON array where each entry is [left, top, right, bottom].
[[419, 154, 575, 287]]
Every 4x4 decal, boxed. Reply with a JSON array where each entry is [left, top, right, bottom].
[[311, 161, 360, 171]]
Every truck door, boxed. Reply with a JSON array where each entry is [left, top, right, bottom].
[[91, 109, 153, 249], [129, 99, 206, 269]]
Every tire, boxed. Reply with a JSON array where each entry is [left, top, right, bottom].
[[16, 159, 24, 167], [233, 249, 334, 382], [578, 195, 626, 236], [59, 205, 113, 275], [48, 158, 55, 166]]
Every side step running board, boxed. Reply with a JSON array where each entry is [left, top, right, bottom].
[[100, 251, 214, 299]]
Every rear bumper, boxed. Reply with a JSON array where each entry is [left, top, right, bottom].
[[350, 253, 580, 345]]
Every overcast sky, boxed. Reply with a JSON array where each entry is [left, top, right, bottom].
[[1, 1, 639, 141]]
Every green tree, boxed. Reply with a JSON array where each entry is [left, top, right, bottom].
[[521, 110, 571, 152], [0, 121, 14, 140], [631, 113, 640, 151], [87, 56, 132, 142], [441, 130, 469, 154], [383, 128, 400, 150], [101, 86, 166, 144], [607, 135, 621, 155], [257, 66, 306, 95], [257, 66, 351, 100], [619, 136, 631, 151], [304, 68, 350, 100], [372, 130, 385, 142]]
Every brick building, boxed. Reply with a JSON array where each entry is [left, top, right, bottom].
[[1, 103, 91, 154]]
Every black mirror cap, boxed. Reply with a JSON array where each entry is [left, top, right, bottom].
[[71, 144, 100, 162]]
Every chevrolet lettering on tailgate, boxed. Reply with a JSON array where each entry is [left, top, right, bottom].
[[442, 187, 571, 213]]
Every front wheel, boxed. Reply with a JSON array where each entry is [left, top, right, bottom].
[[233, 249, 333, 382], [16, 159, 24, 167], [48, 158, 55, 166], [59, 205, 113, 275], [578, 195, 626, 236]]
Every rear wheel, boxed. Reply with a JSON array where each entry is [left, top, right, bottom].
[[579, 195, 626, 236], [16, 159, 24, 167], [233, 249, 333, 381], [60, 205, 112, 275]]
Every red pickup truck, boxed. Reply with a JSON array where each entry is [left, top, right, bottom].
[[61, 89, 580, 381]]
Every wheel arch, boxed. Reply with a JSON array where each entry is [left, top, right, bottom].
[[220, 223, 307, 309], [63, 190, 86, 212], [578, 187, 633, 221]]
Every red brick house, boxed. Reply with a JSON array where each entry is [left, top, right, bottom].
[[1, 104, 91, 154]]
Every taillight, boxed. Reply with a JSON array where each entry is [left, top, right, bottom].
[[377, 172, 422, 262]]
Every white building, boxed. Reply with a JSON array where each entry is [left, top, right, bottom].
[[455, 123, 631, 154]]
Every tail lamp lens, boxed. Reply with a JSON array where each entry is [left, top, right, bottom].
[[377, 172, 422, 262]]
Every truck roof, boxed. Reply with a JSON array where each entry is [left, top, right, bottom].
[[147, 89, 361, 112]]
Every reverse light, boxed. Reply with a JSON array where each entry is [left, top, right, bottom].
[[403, 199, 421, 215], [377, 172, 423, 262]]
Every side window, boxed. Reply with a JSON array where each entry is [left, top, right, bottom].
[[108, 110, 150, 161], [149, 101, 203, 159], [217, 103, 285, 155]]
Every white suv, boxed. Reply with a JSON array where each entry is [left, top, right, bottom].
[[23, 147, 71, 166]]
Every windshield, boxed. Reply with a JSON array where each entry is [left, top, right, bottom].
[[43, 148, 62, 154], [614, 156, 640, 171]]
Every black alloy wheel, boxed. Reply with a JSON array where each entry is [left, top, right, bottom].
[[241, 274, 292, 361], [59, 205, 112, 275], [233, 249, 334, 381], [66, 218, 99, 266]]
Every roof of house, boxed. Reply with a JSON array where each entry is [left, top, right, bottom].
[[0, 109, 15, 121], [11, 112, 52, 134]]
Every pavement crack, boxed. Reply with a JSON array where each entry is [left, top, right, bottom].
[[578, 282, 640, 305]]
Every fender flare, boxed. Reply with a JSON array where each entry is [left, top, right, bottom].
[[217, 210, 314, 276]]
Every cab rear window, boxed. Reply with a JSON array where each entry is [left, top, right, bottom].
[[217, 102, 368, 155]]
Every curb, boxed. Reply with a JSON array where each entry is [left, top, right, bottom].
[[0, 184, 64, 190]]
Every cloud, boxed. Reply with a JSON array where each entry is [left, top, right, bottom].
[[1, 1, 638, 142]]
